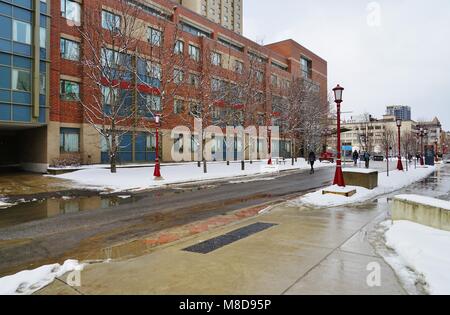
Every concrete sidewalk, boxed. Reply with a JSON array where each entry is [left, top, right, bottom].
[[38, 198, 405, 295]]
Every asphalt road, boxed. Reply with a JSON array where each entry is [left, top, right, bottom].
[[0, 167, 334, 276]]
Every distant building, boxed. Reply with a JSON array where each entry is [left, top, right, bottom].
[[326, 114, 417, 155], [416, 117, 442, 146], [177, 0, 243, 34], [386, 105, 411, 121]]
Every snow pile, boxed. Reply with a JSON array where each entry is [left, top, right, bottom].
[[394, 194, 450, 210], [384, 220, 450, 295], [0, 199, 15, 209], [0, 260, 84, 295], [51, 159, 332, 192], [296, 166, 436, 207]]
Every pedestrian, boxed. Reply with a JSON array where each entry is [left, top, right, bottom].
[[352, 150, 359, 166], [363, 151, 370, 169], [308, 151, 316, 174]]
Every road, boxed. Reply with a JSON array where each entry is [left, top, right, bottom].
[[0, 167, 334, 276]]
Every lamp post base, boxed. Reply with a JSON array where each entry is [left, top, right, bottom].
[[153, 160, 162, 178], [333, 161, 345, 187], [268, 158, 272, 165], [420, 157, 424, 166], [397, 158, 404, 171]]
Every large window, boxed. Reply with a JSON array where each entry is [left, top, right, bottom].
[[174, 40, 184, 54], [301, 57, 312, 79], [60, 80, 80, 101], [60, 38, 80, 61], [189, 45, 200, 62], [61, 0, 81, 24], [211, 52, 222, 66], [102, 10, 121, 31], [60, 128, 80, 153], [13, 20, 31, 45], [12, 69, 31, 92], [148, 27, 162, 46]]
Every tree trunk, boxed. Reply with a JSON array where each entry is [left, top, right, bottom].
[[110, 136, 117, 174], [241, 160, 245, 171], [203, 159, 207, 173]]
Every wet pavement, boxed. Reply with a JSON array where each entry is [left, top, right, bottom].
[[36, 165, 450, 295], [0, 167, 334, 276], [0, 171, 73, 197]]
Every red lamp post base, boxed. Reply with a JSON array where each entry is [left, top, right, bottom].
[[420, 157, 424, 166], [397, 158, 404, 171], [154, 160, 162, 178], [268, 158, 272, 165], [333, 161, 345, 187]]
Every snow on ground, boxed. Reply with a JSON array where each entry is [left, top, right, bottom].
[[50, 159, 331, 192], [0, 260, 84, 295], [0, 199, 15, 209], [383, 220, 450, 295], [394, 194, 450, 210], [295, 166, 436, 207]]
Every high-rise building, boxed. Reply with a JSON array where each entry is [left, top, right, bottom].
[[177, 0, 243, 34], [386, 105, 411, 121]]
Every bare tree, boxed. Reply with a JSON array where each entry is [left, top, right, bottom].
[[380, 126, 396, 176], [402, 131, 415, 171], [77, 0, 146, 173]]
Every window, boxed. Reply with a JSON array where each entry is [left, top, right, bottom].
[[254, 70, 264, 83], [188, 73, 199, 87], [60, 128, 80, 153], [234, 60, 243, 74], [189, 45, 200, 62], [102, 10, 121, 31], [174, 69, 184, 84], [61, 0, 81, 24], [211, 78, 221, 91], [146, 94, 161, 112], [60, 80, 80, 101], [40, 27, 46, 49], [13, 20, 31, 44], [301, 57, 312, 79], [148, 27, 162, 46], [102, 86, 118, 105], [147, 61, 162, 80], [271, 74, 278, 87], [189, 102, 201, 116], [146, 133, 156, 151], [174, 40, 184, 54], [60, 38, 80, 61], [12, 69, 31, 92], [174, 99, 184, 114], [211, 52, 222, 66], [40, 73, 46, 95]]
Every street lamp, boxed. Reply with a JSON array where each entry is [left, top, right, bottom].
[[153, 115, 162, 179], [332, 84, 345, 187], [396, 119, 404, 171], [435, 138, 439, 162], [416, 127, 427, 166]]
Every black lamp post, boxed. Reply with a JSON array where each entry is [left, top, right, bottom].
[[396, 119, 404, 171], [332, 84, 345, 187]]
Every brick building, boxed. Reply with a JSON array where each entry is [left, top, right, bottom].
[[0, 0, 327, 172]]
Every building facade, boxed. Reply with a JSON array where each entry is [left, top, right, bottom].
[[326, 115, 417, 155], [0, 0, 327, 172], [386, 105, 411, 121], [177, 0, 243, 34], [0, 0, 49, 172]]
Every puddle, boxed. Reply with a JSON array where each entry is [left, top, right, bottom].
[[0, 195, 142, 228]]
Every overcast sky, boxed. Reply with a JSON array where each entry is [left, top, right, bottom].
[[244, 0, 450, 130]]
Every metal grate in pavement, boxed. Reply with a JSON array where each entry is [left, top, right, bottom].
[[182, 222, 278, 254]]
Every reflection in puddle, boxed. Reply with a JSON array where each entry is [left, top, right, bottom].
[[0, 195, 139, 228]]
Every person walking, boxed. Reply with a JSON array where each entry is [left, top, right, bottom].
[[308, 151, 316, 174], [352, 150, 359, 166], [363, 151, 371, 169]]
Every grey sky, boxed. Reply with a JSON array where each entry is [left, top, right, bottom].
[[244, 0, 450, 130]]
